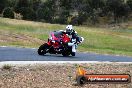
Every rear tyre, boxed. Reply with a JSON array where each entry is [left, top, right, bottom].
[[71, 52, 75, 56], [62, 51, 70, 57], [38, 43, 49, 55]]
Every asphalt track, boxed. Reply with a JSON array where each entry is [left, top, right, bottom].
[[0, 46, 132, 62]]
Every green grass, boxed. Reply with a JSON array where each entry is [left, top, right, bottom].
[[0, 17, 132, 56]]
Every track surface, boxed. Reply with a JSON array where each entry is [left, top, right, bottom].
[[0, 46, 132, 62]]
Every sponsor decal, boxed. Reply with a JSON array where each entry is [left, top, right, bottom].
[[76, 66, 131, 85]]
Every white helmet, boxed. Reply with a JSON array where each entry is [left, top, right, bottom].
[[66, 25, 73, 35]]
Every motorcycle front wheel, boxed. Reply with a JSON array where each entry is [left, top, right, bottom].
[[38, 43, 49, 55]]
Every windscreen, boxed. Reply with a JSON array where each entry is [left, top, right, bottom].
[[50, 31, 63, 41], [53, 31, 63, 38]]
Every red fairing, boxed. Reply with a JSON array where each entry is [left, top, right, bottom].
[[47, 41, 51, 46], [53, 42, 59, 48], [52, 32, 60, 48], [62, 34, 70, 43], [47, 32, 70, 48], [51, 32, 58, 41], [47, 32, 59, 46]]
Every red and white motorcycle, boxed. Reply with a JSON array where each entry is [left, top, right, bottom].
[[38, 31, 84, 56]]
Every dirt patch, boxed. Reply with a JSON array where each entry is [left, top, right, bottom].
[[0, 30, 44, 46], [0, 63, 131, 88]]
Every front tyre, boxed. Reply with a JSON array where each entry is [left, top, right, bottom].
[[38, 43, 49, 55]]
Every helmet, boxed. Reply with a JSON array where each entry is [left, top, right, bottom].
[[66, 25, 73, 35]]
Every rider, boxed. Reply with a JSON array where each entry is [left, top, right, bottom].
[[59, 25, 84, 46], [65, 25, 78, 40], [59, 25, 78, 42], [65, 25, 84, 44], [58, 25, 84, 55], [62, 25, 80, 53]]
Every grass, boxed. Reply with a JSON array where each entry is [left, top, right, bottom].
[[0, 17, 132, 56]]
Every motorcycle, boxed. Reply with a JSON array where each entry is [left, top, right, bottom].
[[38, 31, 84, 56]]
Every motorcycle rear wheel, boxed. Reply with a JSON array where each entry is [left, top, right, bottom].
[[62, 51, 70, 56], [71, 52, 75, 56]]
